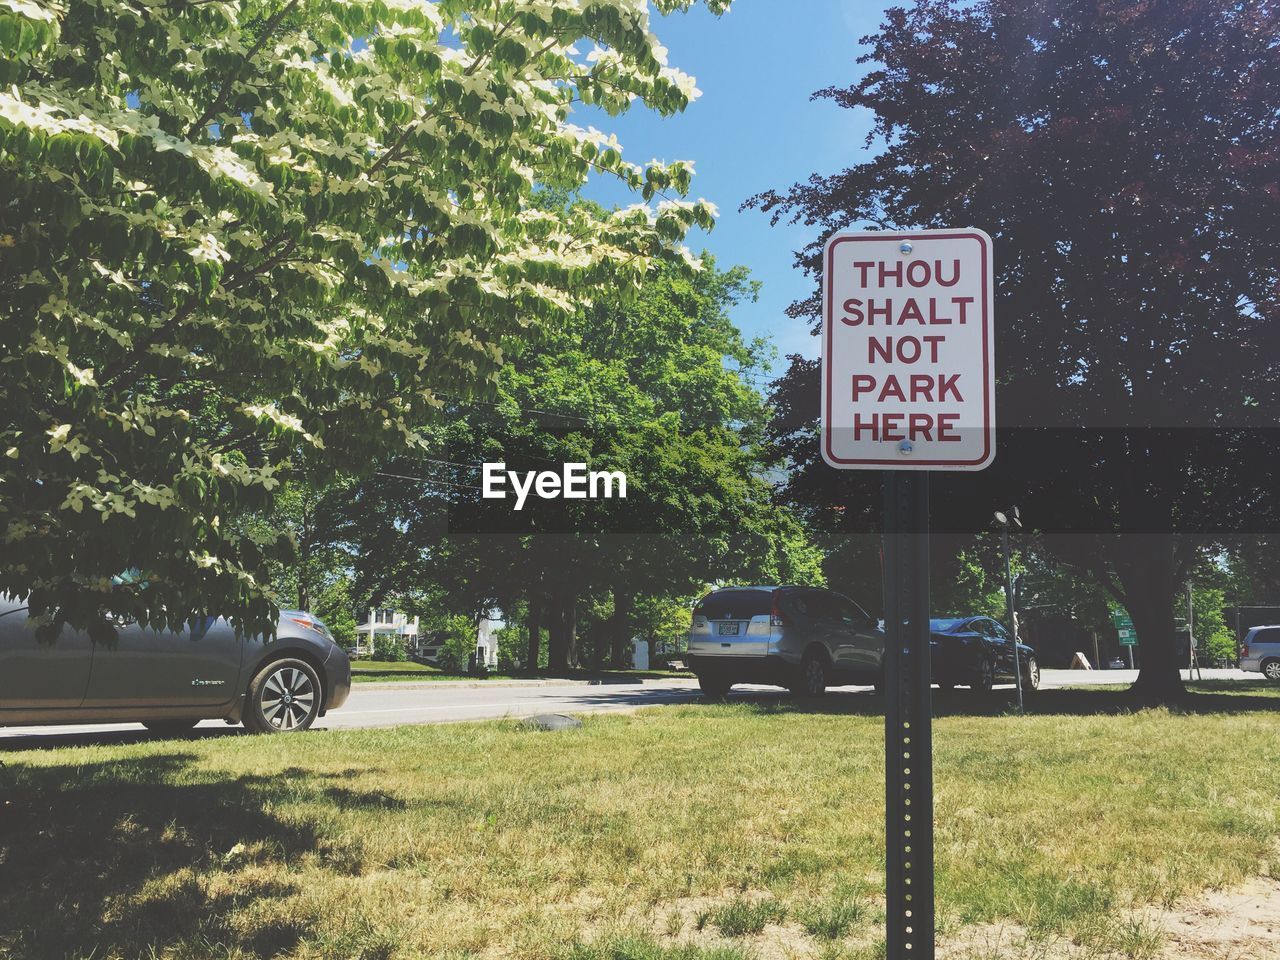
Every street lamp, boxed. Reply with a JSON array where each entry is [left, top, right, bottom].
[[994, 507, 1024, 712]]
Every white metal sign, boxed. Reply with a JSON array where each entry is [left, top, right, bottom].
[[821, 229, 995, 471]]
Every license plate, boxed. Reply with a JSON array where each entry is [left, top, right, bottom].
[[717, 622, 740, 636]]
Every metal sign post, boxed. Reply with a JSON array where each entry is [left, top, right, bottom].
[[882, 471, 934, 960], [821, 228, 995, 960]]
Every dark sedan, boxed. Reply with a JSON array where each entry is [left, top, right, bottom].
[[0, 596, 351, 734], [930, 616, 1040, 692]]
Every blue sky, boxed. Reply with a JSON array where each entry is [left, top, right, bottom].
[[581, 0, 895, 368]]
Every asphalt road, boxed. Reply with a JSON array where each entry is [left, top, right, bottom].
[[0, 668, 1257, 749]]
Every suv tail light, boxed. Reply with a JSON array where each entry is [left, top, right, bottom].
[[1241, 643, 1249, 658], [770, 594, 786, 627]]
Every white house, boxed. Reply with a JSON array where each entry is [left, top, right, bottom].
[[353, 608, 419, 658], [353, 607, 504, 668]]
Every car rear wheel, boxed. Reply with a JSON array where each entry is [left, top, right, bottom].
[[243, 658, 322, 733], [697, 674, 732, 702], [791, 652, 828, 699], [1263, 659, 1280, 681], [1023, 655, 1041, 692], [972, 656, 995, 693], [141, 719, 199, 736]]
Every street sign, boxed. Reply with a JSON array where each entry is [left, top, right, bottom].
[[822, 229, 996, 471], [1111, 611, 1137, 646], [822, 227, 997, 960]]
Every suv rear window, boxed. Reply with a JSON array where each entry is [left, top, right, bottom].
[[1251, 628, 1280, 644], [694, 590, 773, 620]]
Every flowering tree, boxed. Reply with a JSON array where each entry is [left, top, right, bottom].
[[0, 0, 727, 636]]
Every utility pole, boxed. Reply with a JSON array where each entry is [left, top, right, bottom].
[[994, 508, 1023, 712], [1186, 582, 1202, 681]]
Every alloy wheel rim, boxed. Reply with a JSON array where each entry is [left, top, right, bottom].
[[261, 666, 316, 729], [1266, 662, 1280, 679], [807, 660, 824, 692]]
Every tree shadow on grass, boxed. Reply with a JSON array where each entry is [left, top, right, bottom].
[[0, 724, 245, 752], [725, 684, 1279, 719], [0, 752, 394, 958]]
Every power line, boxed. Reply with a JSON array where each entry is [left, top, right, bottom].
[[376, 470, 481, 492]]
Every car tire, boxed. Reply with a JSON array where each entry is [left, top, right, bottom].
[[141, 719, 199, 736], [243, 658, 322, 734], [1262, 658, 1280, 681], [1023, 655, 1041, 692], [791, 651, 828, 699], [697, 674, 732, 702], [972, 656, 996, 693]]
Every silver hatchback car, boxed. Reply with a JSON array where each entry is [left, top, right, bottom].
[[688, 585, 884, 699], [1240, 625, 1280, 681], [0, 596, 351, 734]]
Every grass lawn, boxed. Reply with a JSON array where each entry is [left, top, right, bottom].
[[349, 660, 689, 683], [1, 684, 1277, 959]]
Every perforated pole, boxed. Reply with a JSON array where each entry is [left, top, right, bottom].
[[882, 472, 934, 960]]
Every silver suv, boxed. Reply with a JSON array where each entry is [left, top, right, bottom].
[[1240, 625, 1280, 680], [688, 586, 883, 699], [0, 596, 352, 734]]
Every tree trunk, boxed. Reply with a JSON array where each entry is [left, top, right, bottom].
[[297, 502, 312, 611], [525, 597, 542, 675], [547, 590, 569, 672], [1111, 533, 1186, 703], [609, 590, 634, 669], [565, 594, 578, 669], [590, 625, 604, 671]]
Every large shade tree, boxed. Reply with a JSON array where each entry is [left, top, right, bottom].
[[750, 0, 1280, 700], [0, 0, 728, 638], [342, 255, 824, 670]]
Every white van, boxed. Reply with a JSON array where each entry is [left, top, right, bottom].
[[1240, 626, 1280, 680]]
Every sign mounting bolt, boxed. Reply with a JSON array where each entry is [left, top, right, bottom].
[[899, 440, 914, 456], [899, 241, 913, 255]]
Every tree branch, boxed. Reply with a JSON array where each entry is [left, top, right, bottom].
[[185, 0, 301, 140]]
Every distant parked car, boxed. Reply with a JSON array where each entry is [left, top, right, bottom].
[[928, 617, 1040, 693], [1240, 626, 1280, 681], [687, 587, 1041, 700], [688, 586, 883, 699], [0, 596, 351, 734]]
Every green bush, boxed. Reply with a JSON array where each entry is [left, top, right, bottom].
[[434, 616, 477, 674], [1203, 627, 1238, 664], [371, 634, 407, 662], [496, 622, 525, 672]]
